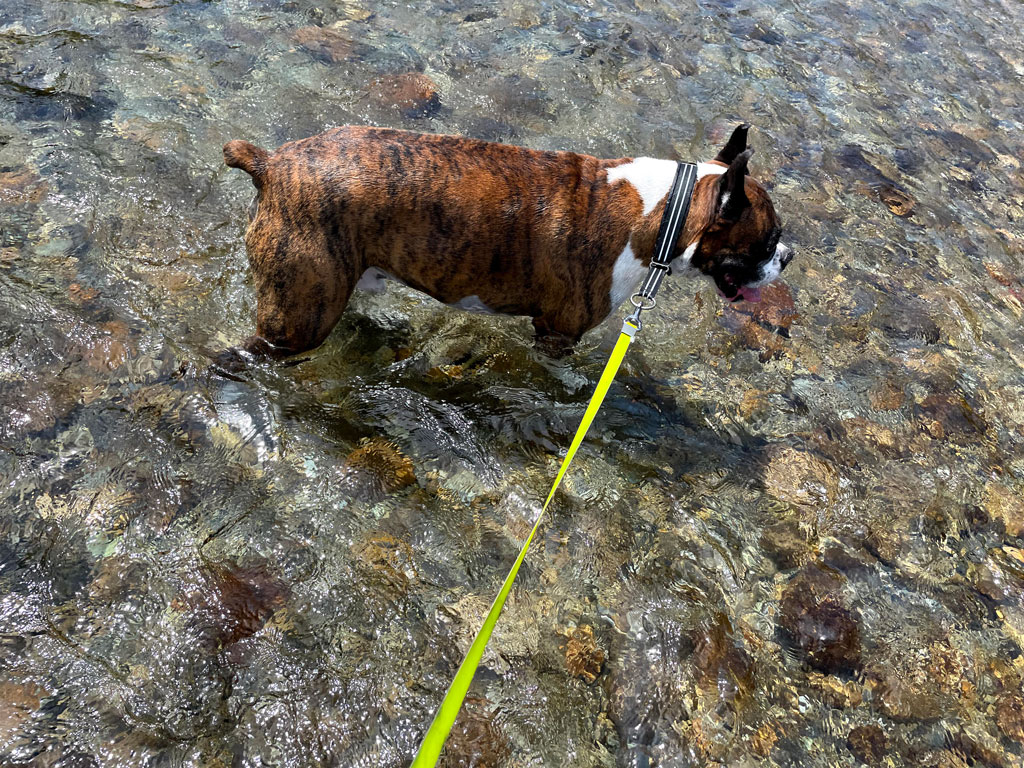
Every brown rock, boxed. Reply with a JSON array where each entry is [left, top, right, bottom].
[[0, 680, 44, 743], [847, 724, 886, 764], [0, 167, 48, 205], [346, 437, 416, 493], [873, 674, 943, 723], [739, 388, 769, 420], [560, 624, 605, 683], [807, 670, 863, 708], [441, 696, 509, 768], [750, 722, 780, 758], [918, 394, 985, 441], [176, 561, 286, 649], [983, 483, 1024, 537], [996, 693, 1024, 743], [353, 532, 417, 596], [985, 261, 1018, 287], [778, 565, 861, 674], [369, 73, 442, 118], [292, 26, 359, 63], [731, 282, 798, 333], [762, 446, 840, 508], [869, 378, 905, 411], [739, 318, 788, 361], [759, 518, 809, 570], [878, 184, 915, 216], [692, 613, 754, 697], [842, 417, 900, 456]]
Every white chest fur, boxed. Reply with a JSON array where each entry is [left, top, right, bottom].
[[606, 159, 728, 310]]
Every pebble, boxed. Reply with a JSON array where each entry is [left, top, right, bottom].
[[369, 73, 442, 118], [983, 483, 1024, 537], [777, 565, 862, 675], [560, 624, 605, 683], [846, 724, 886, 765], [345, 437, 417, 493], [762, 446, 840, 508]]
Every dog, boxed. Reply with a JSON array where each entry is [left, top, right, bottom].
[[222, 123, 790, 360]]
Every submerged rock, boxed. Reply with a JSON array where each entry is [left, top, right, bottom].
[[369, 73, 442, 118], [983, 483, 1024, 537], [0, 167, 48, 205], [559, 624, 605, 683], [345, 437, 416, 493], [441, 696, 510, 768], [292, 26, 362, 63], [996, 693, 1024, 743], [759, 518, 810, 571], [177, 561, 287, 650], [761, 446, 840, 509], [777, 564, 861, 675], [847, 724, 886, 765], [0, 680, 44, 744]]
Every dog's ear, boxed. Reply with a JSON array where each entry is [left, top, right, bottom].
[[717, 148, 754, 221], [714, 123, 750, 165]]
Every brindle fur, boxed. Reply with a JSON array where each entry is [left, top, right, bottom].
[[223, 125, 781, 359]]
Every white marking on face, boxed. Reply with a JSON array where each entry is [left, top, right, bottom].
[[450, 295, 495, 314], [605, 157, 677, 216], [609, 242, 647, 310], [671, 239, 699, 273], [747, 242, 789, 288], [356, 267, 405, 293]]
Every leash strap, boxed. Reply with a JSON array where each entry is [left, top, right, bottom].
[[411, 161, 698, 768], [411, 319, 638, 768]]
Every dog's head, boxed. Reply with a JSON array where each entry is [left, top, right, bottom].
[[676, 124, 791, 303]]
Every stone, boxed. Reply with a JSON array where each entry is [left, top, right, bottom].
[[730, 282, 798, 334], [996, 693, 1024, 743], [352, 532, 417, 597], [871, 673, 943, 723], [777, 565, 861, 675], [176, 561, 286, 649], [762, 446, 840, 508], [739, 388, 769, 420], [985, 261, 1018, 287], [869, 378, 905, 411], [983, 482, 1024, 537], [560, 624, 605, 683], [440, 696, 509, 768], [759, 518, 809, 570], [877, 184, 915, 216], [807, 670, 863, 708], [292, 26, 360, 63], [369, 73, 442, 119], [847, 724, 886, 765], [692, 613, 754, 697], [345, 437, 416, 493], [0, 167, 47, 205], [0, 680, 43, 744]]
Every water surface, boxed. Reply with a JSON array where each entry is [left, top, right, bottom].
[[2, 0, 1024, 766]]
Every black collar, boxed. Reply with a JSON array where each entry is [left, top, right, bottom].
[[629, 162, 698, 319]]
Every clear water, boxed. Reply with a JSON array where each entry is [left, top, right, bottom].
[[2, 0, 1024, 766]]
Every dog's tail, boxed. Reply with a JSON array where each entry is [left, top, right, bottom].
[[223, 140, 269, 188]]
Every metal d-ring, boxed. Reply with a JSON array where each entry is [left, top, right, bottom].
[[630, 293, 657, 311]]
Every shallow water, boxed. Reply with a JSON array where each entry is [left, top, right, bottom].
[[2, 0, 1024, 765]]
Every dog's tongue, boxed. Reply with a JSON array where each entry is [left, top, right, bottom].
[[737, 285, 762, 303]]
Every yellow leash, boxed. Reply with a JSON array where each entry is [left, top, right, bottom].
[[410, 318, 639, 768], [411, 160, 697, 766]]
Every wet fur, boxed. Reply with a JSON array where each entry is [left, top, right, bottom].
[[224, 125, 783, 359]]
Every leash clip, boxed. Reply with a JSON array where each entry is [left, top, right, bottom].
[[629, 293, 657, 311]]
